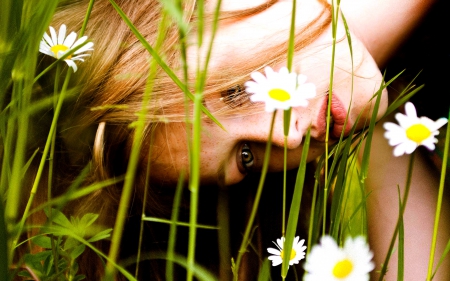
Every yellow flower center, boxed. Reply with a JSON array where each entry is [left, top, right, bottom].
[[268, 88, 291, 102], [50, 44, 70, 59], [406, 124, 431, 143], [280, 249, 296, 261], [332, 259, 353, 279]]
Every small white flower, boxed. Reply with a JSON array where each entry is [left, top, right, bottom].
[[267, 236, 306, 266], [304, 236, 374, 281], [383, 102, 448, 157], [39, 24, 94, 72], [244, 66, 316, 112]]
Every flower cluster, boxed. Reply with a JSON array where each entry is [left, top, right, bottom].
[[384, 102, 448, 156], [244, 66, 316, 112], [39, 24, 94, 72], [267, 235, 374, 281]]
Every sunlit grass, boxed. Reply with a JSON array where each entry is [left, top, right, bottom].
[[1, 0, 449, 281]]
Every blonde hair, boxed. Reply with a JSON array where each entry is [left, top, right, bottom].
[[29, 0, 332, 279]]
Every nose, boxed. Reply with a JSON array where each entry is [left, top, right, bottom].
[[264, 110, 305, 149]]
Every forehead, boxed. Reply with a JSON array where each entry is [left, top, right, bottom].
[[191, 0, 325, 70]]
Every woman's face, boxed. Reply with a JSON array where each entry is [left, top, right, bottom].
[[151, 0, 388, 186]]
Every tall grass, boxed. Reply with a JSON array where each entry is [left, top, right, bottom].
[[1, 0, 448, 281]]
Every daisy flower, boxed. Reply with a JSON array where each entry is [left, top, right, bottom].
[[304, 236, 374, 281], [244, 66, 316, 112], [383, 102, 448, 157], [39, 24, 94, 72], [267, 236, 306, 266]]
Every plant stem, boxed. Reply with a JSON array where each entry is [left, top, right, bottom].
[[233, 111, 276, 281], [426, 111, 450, 280], [12, 69, 72, 254], [378, 152, 416, 281]]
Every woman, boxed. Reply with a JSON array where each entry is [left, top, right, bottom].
[[6, 0, 449, 280]]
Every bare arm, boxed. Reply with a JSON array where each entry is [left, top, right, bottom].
[[362, 122, 450, 281], [340, 0, 436, 67], [341, 0, 450, 279]]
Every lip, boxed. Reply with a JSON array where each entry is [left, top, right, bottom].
[[316, 93, 352, 141]]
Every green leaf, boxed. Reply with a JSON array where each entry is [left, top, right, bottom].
[[44, 208, 73, 230], [87, 228, 112, 243], [73, 274, 87, 281], [17, 270, 32, 279], [64, 236, 80, 251], [0, 199, 8, 281], [31, 235, 53, 249], [257, 259, 271, 281], [79, 213, 99, 229], [24, 253, 45, 273], [282, 128, 310, 277], [70, 244, 86, 260]]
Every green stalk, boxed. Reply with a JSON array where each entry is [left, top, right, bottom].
[[233, 111, 276, 281], [187, 92, 202, 281], [281, 129, 310, 279], [166, 171, 185, 281], [48, 63, 60, 277], [307, 179, 319, 255], [282, 0, 296, 239], [426, 110, 450, 280], [80, 0, 95, 36], [323, 0, 340, 236], [377, 152, 416, 281], [187, 0, 222, 278], [12, 68, 72, 254], [186, 0, 204, 278], [104, 13, 163, 281], [134, 134, 153, 279], [282, 137, 287, 237], [397, 186, 405, 281]]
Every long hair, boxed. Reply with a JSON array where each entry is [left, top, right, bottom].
[[20, 0, 332, 279]]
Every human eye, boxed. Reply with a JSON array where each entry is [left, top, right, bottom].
[[238, 143, 254, 173]]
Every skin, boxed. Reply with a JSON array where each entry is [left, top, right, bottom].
[[152, 0, 388, 185], [151, 0, 450, 280]]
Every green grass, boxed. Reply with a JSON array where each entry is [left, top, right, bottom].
[[1, 0, 449, 280]]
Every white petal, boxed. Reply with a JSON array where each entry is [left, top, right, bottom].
[[268, 256, 282, 266], [267, 248, 281, 255], [395, 112, 415, 128], [393, 144, 407, 157], [63, 32, 78, 48], [404, 141, 418, 154], [65, 59, 78, 72], [39, 41, 52, 56], [276, 237, 285, 248], [250, 71, 268, 85], [72, 36, 88, 49], [43, 32, 54, 47], [74, 41, 94, 54], [383, 122, 402, 131], [58, 24, 66, 45], [421, 139, 436, 151], [433, 118, 448, 130], [264, 66, 276, 80], [404, 102, 418, 118], [386, 132, 408, 146], [49, 26, 58, 47]]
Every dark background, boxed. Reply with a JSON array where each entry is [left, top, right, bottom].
[[384, 0, 450, 120]]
